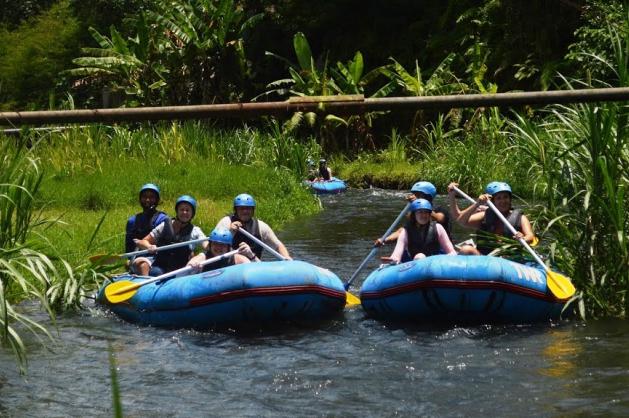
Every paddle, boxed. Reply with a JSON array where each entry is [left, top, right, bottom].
[[345, 202, 411, 290], [452, 185, 539, 247], [104, 249, 239, 303], [89, 237, 209, 265], [235, 226, 361, 306], [452, 186, 575, 299]]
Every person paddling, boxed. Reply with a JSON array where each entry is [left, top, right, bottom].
[[187, 227, 255, 273], [132, 195, 207, 276], [455, 182, 535, 255], [382, 199, 456, 264], [374, 181, 451, 248], [216, 193, 291, 260]]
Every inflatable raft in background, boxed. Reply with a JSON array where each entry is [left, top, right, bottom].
[[360, 255, 569, 324], [97, 260, 346, 329], [304, 177, 347, 194]]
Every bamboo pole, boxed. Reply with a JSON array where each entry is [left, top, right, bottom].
[[2, 87, 629, 126]]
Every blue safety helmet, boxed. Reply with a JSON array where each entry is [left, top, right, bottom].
[[139, 183, 160, 200], [210, 227, 233, 245], [175, 195, 197, 217], [233, 193, 256, 208], [410, 198, 432, 213], [410, 181, 437, 199], [485, 181, 512, 196]]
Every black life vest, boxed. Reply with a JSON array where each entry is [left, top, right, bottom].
[[202, 252, 235, 272], [230, 215, 263, 258], [404, 220, 440, 258], [153, 219, 194, 273], [126, 210, 167, 252], [477, 209, 523, 255], [319, 167, 331, 180]]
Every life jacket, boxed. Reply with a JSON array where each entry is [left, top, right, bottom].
[[152, 218, 194, 272], [125, 210, 167, 252], [202, 252, 235, 272], [319, 167, 331, 180], [477, 209, 523, 255], [404, 220, 440, 258], [230, 215, 263, 258]]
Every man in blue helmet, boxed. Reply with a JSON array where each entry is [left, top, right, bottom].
[[125, 183, 169, 253], [187, 227, 254, 273], [216, 193, 291, 260], [455, 181, 535, 255], [132, 195, 208, 276], [374, 181, 451, 248]]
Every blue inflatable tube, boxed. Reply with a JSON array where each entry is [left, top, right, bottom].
[[304, 177, 347, 194], [97, 260, 346, 329], [360, 255, 568, 323]]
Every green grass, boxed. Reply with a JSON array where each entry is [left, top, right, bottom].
[[39, 159, 317, 266]]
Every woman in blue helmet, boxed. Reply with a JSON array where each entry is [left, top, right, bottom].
[[187, 227, 255, 273], [456, 181, 535, 256], [125, 183, 168, 253], [374, 181, 451, 248], [382, 199, 456, 264], [215, 193, 291, 260], [132, 195, 208, 276]]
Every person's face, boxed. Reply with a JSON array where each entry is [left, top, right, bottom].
[[412, 191, 433, 202], [176, 202, 194, 222], [140, 190, 159, 210], [235, 206, 254, 222], [210, 241, 230, 255], [414, 210, 432, 225], [492, 191, 511, 212]]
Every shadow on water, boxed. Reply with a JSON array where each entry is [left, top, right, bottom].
[[1, 189, 629, 417]]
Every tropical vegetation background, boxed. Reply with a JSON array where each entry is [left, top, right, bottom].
[[1, 0, 628, 371]]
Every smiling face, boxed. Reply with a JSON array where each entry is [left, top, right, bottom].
[[235, 206, 254, 222], [210, 241, 230, 256], [139, 190, 159, 210], [492, 191, 512, 213], [414, 210, 432, 225], [176, 202, 194, 223]]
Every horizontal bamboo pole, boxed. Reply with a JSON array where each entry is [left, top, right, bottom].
[[2, 87, 629, 126]]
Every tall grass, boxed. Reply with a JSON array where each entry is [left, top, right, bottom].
[[0, 138, 99, 373], [509, 22, 629, 318]]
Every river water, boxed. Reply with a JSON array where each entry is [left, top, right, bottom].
[[1, 189, 629, 417]]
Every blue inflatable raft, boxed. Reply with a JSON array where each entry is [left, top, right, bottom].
[[304, 177, 347, 194], [97, 260, 346, 329], [360, 255, 568, 324]]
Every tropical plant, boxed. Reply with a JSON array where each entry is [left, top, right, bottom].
[[66, 15, 168, 106], [147, 0, 263, 104], [510, 20, 629, 318], [259, 32, 390, 152], [380, 53, 467, 140], [67, 0, 263, 106]]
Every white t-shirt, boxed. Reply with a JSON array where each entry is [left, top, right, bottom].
[[216, 216, 283, 250]]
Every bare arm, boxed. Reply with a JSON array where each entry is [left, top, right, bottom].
[[458, 194, 489, 229]]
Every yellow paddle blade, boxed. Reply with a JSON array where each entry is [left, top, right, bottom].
[[89, 253, 124, 265], [546, 270, 576, 300], [104, 280, 140, 304], [345, 291, 361, 307]]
